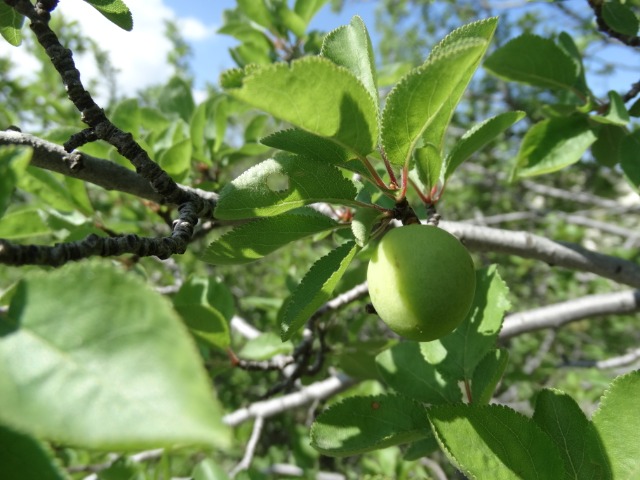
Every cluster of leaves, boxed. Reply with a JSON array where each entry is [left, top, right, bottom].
[[1, 0, 640, 478]]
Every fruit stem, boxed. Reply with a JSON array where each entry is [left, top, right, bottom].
[[393, 197, 420, 225], [464, 378, 473, 404]]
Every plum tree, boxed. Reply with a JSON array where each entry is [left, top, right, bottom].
[[367, 225, 476, 341]]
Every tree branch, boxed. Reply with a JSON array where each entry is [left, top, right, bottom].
[[441, 221, 640, 289], [500, 289, 640, 339], [0, 130, 219, 208], [223, 372, 356, 427]]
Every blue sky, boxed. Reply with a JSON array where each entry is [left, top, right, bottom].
[[0, 0, 637, 104]]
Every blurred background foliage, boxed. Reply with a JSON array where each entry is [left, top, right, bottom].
[[1, 0, 639, 478]]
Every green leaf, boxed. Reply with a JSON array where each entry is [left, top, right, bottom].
[[591, 124, 627, 168], [280, 241, 358, 340], [83, 0, 133, 32], [0, 146, 31, 219], [0, 209, 50, 239], [321, 16, 378, 105], [629, 97, 640, 117], [470, 348, 509, 405], [202, 210, 338, 264], [193, 458, 231, 480], [236, 0, 273, 29], [310, 394, 431, 456], [214, 153, 357, 220], [602, 1, 639, 36], [514, 116, 597, 178], [0, 262, 230, 449], [351, 206, 382, 247], [158, 138, 192, 180], [621, 131, 640, 190], [429, 404, 565, 479], [238, 332, 293, 360], [174, 276, 235, 321], [557, 32, 591, 98], [381, 34, 491, 167], [592, 370, 640, 480], [221, 56, 378, 157], [444, 111, 526, 181], [174, 303, 230, 350], [0, 424, 66, 480], [18, 167, 81, 213], [276, 4, 307, 38], [110, 98, 140, 133], [0, 2, 25, 46], [484, 34, 579, 91], [420, 266, 511, 381], [375, 342, 462, 405], [294, 0, 329, 25], [413, 144, 442, 194], [261, 128, 351, 164], [591, 91, 630, 126], [533, 389, 612, 480], [420, 18, 498, 163], [158, 76, 195, 123]]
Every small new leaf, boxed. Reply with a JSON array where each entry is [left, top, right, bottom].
[[311, 394, 431, 456], [83, 0, 133, 32], [280, 241, 358, 340], [214, 153, 357, 220], [202, 210, 338, 264]]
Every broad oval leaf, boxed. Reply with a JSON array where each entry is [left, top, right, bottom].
[[0, 2, 25, 46], [514, 116, 597, 178], [321, 15, 378, 105], [221, 56, 378, 156], [602, 1, 639, 36], [261, 128, 351, 164], [484, 34, 579, 91], [533, 389, 612, 480], [202, 210, 338, 264], [214, 153, 357, 220], [280, 241, 359, 340], [83, 0, 133, 32], [592, 370, 640, 480], [420, 265, 511, 381], [0, 262, 230, 450], [0, 425, 66, 480], [376, 342, 462, 405], [444, 111, 525, 181], [381, 37, 489, 167], [429, 404, 565, 479], [310, 394, 431, 456]]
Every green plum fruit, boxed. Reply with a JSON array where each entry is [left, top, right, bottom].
[[367, 224, 476, 341]]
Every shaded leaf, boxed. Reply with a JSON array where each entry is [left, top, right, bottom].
[[321, 15, 378, 105], [421, 266, 511, 381], [311, 394, 431, 456], [514, 116, 597, 178], [533, 389, 612, 480], [602, 1, 639, 36], [413, 144, 442, 194], [83, 0, 133, 32], [351, 206, 382, 247], [444, 111, 525, 181], [261, 128, 351, 164], [0, 262, 230, 449], [557, 32, 591, 97], [280, 241, 358, 340], [0, 424, 66, 480], [202, 210, 338, 264], [591, 124, 626, 168], [376, 342, 462, 405], [591, 91, 630, 126], [621, 131, 640, 190], [592, 370, 640, 480], [484, 34, 579, 91], [158, 76, 195, 123], [221, 56, 378, 156], [174, 304, 230, 350], [470, 348, 509, 405], [0, 146, 31, 219], [0, 2, 25, 46], [214, 153, 357, 220], [429, 404, 565, 479], [0, 209, 50, 239]]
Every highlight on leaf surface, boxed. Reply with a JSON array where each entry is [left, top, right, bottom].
[[84, 0, 134, 32]]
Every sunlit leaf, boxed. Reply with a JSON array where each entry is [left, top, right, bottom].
[[0, 2, 25, 46], [83, 0, 133, 32]]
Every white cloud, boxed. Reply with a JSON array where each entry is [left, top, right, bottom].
[[0, 0, 218, 103], [177, 17, 217, 41]]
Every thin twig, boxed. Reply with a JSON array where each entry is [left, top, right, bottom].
[[229, 416, 264, 478]]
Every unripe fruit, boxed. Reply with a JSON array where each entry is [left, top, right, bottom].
[[367, 225, 476, 341]]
